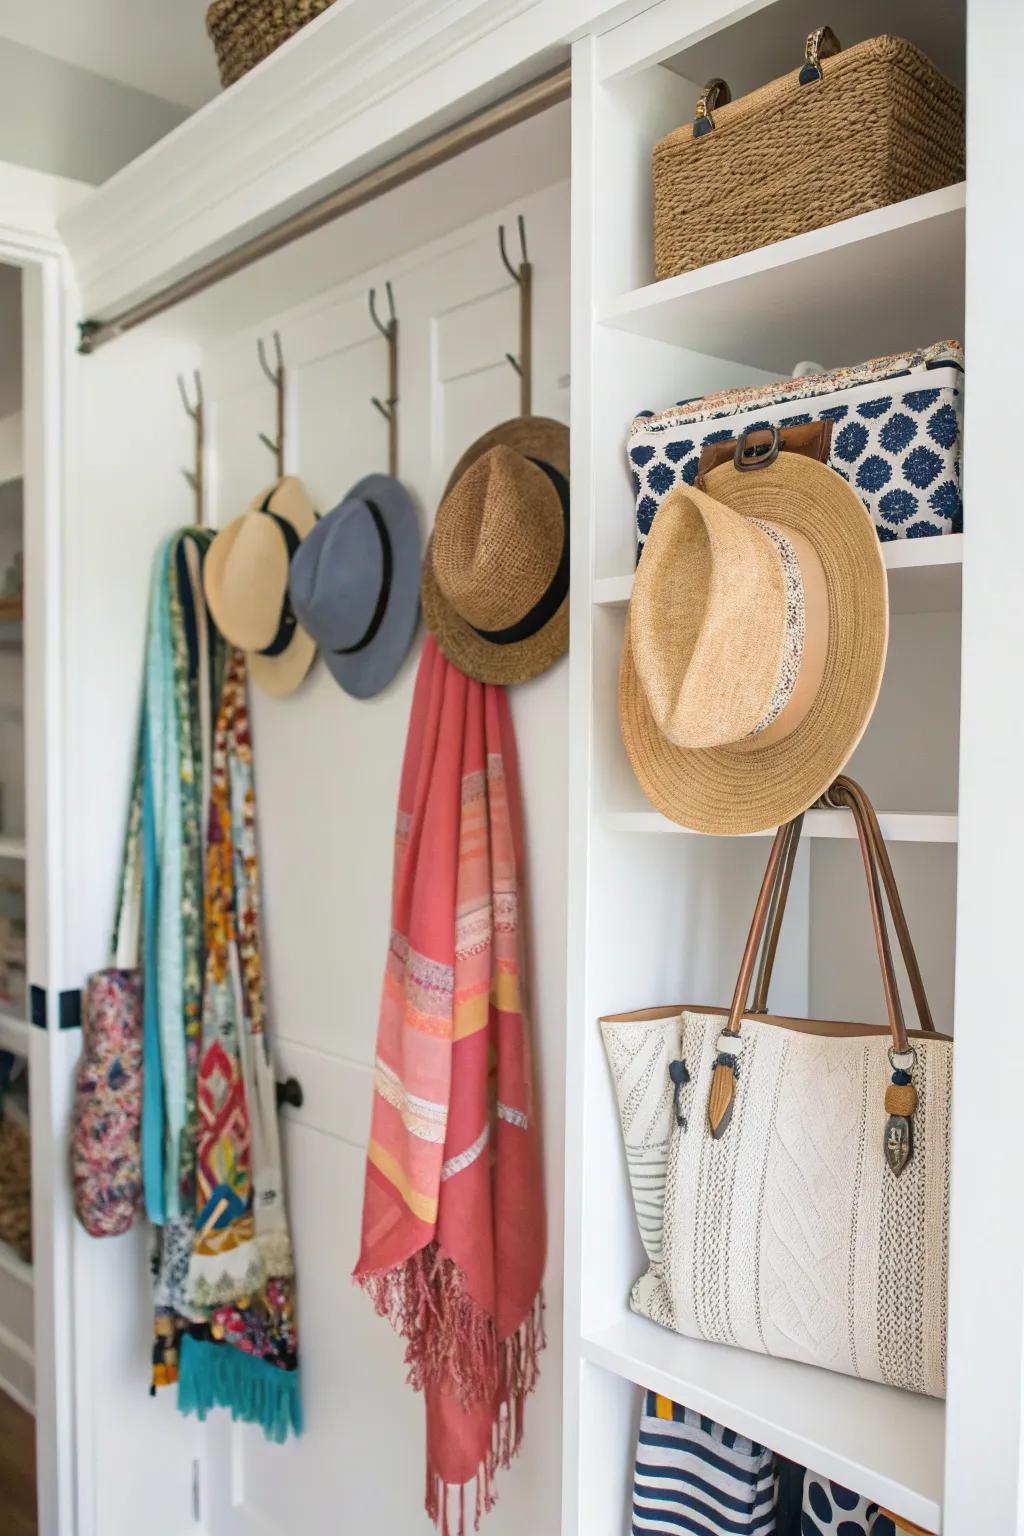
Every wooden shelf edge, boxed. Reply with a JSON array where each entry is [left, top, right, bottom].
[[598, 184, 967, 328], [601, 811, 957, 843], [580, 1317, 943, 1533], [0, 837, 27, 860]]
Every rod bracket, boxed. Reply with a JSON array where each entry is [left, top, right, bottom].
[[77, 319, 101, 356]]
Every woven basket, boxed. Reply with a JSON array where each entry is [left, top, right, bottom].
[[206, 0, 337, 88], [653, 30, 965, 281]]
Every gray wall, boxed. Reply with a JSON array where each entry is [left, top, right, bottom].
[[0, 38, 189, 184]]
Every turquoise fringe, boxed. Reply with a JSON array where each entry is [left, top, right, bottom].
[[178, 1335, 303, 1443]]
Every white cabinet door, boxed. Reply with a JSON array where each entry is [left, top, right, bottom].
[[196, 179, 569, 1536]]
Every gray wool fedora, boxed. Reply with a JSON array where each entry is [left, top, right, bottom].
[[288, 474, 421, 699]]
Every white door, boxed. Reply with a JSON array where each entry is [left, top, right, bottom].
[[57, 175, 570, 1534]]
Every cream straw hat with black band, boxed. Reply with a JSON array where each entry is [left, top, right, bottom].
[[620, 426, 888, 835], [422, 416, 570, 685], [204, 476, 318, 697]]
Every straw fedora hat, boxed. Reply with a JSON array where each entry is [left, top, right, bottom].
[[620, 428, 888, 834], [421, 416, 569, 685], [288, 473, 421, 700], [204, 477, 318, 697]]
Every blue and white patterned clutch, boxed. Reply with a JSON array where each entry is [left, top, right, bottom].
[[628, 341, 964, 562]]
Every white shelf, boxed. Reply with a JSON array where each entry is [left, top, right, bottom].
[[602, 810, 957, 843], [597, 184, 966, 371], [581, 1313, 943, 1533], [0, 1235, 31, 1290], [0, 836, 26, 860], [0, 1010, 29, 1056], [595, 534, 964, 617]]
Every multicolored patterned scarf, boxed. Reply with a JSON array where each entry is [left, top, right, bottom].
[[175, 650, 301, 1441], [133, 535, 300, 1440], [355, 636, 545, 1534]]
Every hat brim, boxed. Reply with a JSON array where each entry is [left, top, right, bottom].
[[620, 455, 888, 835], [205, 476, 318, 699], [313, 474, 422, 700], [425, 416, 570, 685]]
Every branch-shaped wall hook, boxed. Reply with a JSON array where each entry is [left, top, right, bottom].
[[177, 370, 205, 526], [498, 214, 532, 417], [256, 330, 285, 478], [369, 281, 398, 477]]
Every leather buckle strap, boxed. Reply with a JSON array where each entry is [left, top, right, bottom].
[[697, 420, 834, 481]]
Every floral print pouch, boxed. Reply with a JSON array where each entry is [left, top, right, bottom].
[[72, 752, 145, 1238], [71, 967, 144, 1237]]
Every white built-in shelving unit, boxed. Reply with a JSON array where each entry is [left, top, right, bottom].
[[565, 0, 975, 1531]]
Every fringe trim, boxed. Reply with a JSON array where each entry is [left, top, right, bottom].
[[357, 1244, 498, 1410], [177, 1334, 302, 1444], [358, 1249, 545, 1535], [425, 1295, 546, 1536]]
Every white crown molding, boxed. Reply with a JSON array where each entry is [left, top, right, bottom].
[[0, 160, 89, 261], [58, 0, 640, 325]]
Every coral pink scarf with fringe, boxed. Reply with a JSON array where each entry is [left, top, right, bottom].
[[355, 636, 545, 1534]]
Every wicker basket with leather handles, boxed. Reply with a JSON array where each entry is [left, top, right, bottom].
[[653, 26, 965, 280], [601, 778, 951, 1396], [206, 0, 337, 88]]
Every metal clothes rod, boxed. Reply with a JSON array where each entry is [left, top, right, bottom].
[[77, 63, 572, 354]]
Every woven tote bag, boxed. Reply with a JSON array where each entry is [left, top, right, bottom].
[[71, 758, 144, 1238], [652, 27, 964, 280], [601, 778, 951, 1398]]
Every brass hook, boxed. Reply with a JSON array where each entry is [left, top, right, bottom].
[[177, 370, 205, 526], [498, 215, 532, 416], [368, 282, 398, 477], [256, 330, 285, 477]]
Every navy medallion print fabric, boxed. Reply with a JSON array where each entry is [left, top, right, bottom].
[[627, 342, 964, 561]]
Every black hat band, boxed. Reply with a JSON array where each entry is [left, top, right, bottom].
[[468, 458, 570, 646]]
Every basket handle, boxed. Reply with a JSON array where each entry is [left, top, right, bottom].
[[800, 25, 841, 84], [692, 78, 731, 139]]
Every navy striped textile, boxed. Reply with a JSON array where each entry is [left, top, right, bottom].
[[632, 1392, 776, 1536]]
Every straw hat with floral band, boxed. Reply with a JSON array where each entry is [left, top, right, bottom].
[[421, 415, 569, 685], [620, 422, 888, 836], [204, 476, 318, 697]]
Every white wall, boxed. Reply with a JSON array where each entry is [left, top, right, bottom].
[[195, 174, 569, 1536], [59, 104, 571, 1528], [0, 38, 188, 184]]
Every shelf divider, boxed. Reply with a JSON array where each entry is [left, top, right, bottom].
[[581, 1314, 943, 1533], [596, 535, 963, 618], [597, 184, 966, 371]]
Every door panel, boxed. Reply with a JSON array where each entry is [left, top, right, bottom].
[[199, 177, 569, 1536]]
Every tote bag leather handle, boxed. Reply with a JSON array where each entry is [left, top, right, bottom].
[[750, 781, 935, 1033], [725, 776, 933, 1056]]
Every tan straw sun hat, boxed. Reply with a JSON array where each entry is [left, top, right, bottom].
[[422, 416, 569, 685], [203, 476, 318, 697], [620, 426, 888, 835]]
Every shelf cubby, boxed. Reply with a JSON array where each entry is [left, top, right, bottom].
[[581, 1315, 943, 1533], [567, 0, 968, 1527], [598, 184, 965, 373]]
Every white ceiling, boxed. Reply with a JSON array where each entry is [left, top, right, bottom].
[[0, 0, 220, 111]]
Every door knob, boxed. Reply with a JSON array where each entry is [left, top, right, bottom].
[[275, 1076, 304, 1110]]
